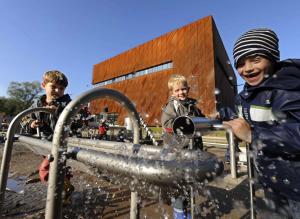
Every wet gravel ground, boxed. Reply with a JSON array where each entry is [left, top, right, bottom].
[[0, 142, 279, 218]]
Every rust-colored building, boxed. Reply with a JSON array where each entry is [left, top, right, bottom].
[[91, 16, 237, 126]]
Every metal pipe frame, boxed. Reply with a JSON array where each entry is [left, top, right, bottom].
[[0, 102, 225, 218], [17, 134, 223, 186], [19, 133, 223, 218], [246, 143, 256, 219], [18, 135, 223, 219], [67, 137, 162, 155], [173, 116, 221, 137], [45, 87, 140, 219], [213, 124, 237, 179], [18, 134, 223, 219], [0, 107, 54, 216], [172, 116, 237, 179]]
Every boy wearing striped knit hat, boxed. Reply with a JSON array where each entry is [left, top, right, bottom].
[[224, 28, 300, 218]]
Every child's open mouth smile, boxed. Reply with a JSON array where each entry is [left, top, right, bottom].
[[244, 72, 260, 78]]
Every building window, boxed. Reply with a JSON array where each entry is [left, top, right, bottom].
[[96, 61, 173, 87]]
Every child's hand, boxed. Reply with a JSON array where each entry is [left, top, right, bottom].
[[223, 118, 252, 143], [30, 120, 42, 129]]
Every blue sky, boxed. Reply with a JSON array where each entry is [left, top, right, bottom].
[[1, 0, 299, 98]]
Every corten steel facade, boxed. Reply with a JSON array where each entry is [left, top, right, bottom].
[[91, 16, 237, 126]]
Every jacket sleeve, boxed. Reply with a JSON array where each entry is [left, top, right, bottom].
[[20, 102, 38, 134], [161, 102, 177, 130], [252, 89, 300, 155], [188, 101, 204, 117], [218, 106, 238, 121]]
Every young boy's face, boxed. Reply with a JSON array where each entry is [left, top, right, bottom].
[[171, 82, 189, 101], [42, 81, 66, 103], [236, 56, 274, 86]]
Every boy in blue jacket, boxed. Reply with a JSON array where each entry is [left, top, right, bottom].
[[224, 28, 300, 218]]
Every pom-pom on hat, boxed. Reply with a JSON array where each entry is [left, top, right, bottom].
[[233, 28, 280, 67]]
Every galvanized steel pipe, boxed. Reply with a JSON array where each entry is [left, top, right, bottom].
[[45, 88, 140, 219], [18, 135, 223, 185], [213, 124, 237, 179], [67, 137, 162, 155], [172, 116, 237, 179], [0, 107, 54, 216], [173, 116, 221, 137]]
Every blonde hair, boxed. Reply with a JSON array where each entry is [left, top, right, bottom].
[[167, 74, 188, 91], [43, 70, 68, 88]]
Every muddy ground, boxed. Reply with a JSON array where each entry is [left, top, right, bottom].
[[0, 141, 277, 219]]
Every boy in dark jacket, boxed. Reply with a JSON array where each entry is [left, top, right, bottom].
[[161, 74, 205, 150], [23, 71, 71, 140], [22, 70, 74, 204], [224, 28, 300, 218], [161, 74, 205, 218]]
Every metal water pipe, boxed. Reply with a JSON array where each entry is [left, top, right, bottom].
[[0, 107, 54, 216], [45, 87, 140, 219], [18, 135, 223, 185], [213, 124, 237, 179], [173, 116, 237, 179]]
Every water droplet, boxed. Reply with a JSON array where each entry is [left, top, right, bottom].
[[283, 178, 290, 185], [214, 88, 220, 95], [268, 164, 276, 170], [270, 176, 277, 183]]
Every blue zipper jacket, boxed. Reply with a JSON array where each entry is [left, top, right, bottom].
[[238, 59, 300, 201]]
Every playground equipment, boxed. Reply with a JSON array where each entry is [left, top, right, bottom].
[[0, 88, 225, 219]]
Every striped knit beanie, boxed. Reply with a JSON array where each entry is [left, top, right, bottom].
[[233, 28, 280, 67]]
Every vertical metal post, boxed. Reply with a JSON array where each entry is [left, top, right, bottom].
[[190, 186, 194, 219], [36, 127, 41, 138], [227, 128, 237, 179], [188, 139, 195, 219], [45, 88, 140, 219], [0, 108, 53, 216], [130, 126, 140, 219], [213, 124, 237, 179], [246, 143, 256, 219], [130, 191, 138, 219]]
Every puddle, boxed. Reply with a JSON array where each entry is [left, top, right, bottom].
[[6, 176, 26, 194]]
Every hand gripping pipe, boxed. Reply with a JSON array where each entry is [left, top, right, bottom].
[[0, 107, 54, 216], [45, 87, 140, 219], [173, 116, 237, 179]]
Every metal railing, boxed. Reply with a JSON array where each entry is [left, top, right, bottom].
[[0, 90, 227, 219], [213, 124, 237, 179], [17, 135, 223, 185], [45, 87, 141, 219], [0, 107, 55, 217]]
